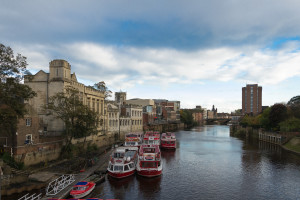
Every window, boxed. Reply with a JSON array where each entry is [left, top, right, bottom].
[[124, 165, 129, 171], [25, 118, 32, 126], [114, 165, 123, 171], [25, 134, 33, 144]]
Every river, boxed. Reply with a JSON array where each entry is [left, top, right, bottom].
[[5, 125, 300, 200], [87, 125, 300, 200]]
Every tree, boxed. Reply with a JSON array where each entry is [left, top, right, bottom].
[[46, 86, 98, 155], [280, 117, 300, 132], [269, 103, 288, 131], [0, 43, 36, 155], [93, 81, 112, 99], [287, 95, 300, 118], [258, 107, 271, 130], [180, 109, 195, 127]]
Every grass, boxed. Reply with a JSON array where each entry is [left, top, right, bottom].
[[284, 141, 300, 153]]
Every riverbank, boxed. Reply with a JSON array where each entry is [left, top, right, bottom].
[[230, 125, 300, 155], [1, 145, 113, 199], [283, 137, 300, 155]]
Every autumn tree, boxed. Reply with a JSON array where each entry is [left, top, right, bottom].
[[46, 86, 98, 155], [0, 43, 36, 154]]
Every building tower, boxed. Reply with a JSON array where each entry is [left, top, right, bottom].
[[242, 84, 262, 115], [115, 92, 127, 106]]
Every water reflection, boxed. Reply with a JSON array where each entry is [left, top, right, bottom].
[[5, 125, 300, 200], [106, 175, 136, 200], [161, 149, 176, 164], [136, 175, 162, 200]]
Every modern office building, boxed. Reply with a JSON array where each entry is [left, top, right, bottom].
[[242, 84, 262, 115]]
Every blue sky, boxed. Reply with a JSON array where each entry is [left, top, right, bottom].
[[1, 0, 300, 112]]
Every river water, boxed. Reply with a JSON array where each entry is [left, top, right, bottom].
[[5, 125, 300, 200], [87, 125, 300, 200]]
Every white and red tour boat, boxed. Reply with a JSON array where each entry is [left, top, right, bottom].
[[143, 131, 160, 145], [107, 146, 138, 179], [136, 144, 162, 177], [70, 181, 95, 199], [124, 132, 143, 147], [161, 132, 176, 149]]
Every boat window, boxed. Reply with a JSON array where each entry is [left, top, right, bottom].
[[129, 163, 134, 168], [158, 161, 161, 167], [141, 161, 157, 168], [124, 165, 129, 171], [110, 164, 113, 171], [114, 165, 123, 171], [74, 186, 86, 191]]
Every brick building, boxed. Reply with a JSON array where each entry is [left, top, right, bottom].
[[242, 84, 262, 115]]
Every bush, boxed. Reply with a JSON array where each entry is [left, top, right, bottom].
[[280, 117, 300, 132], [1, 152, 24, 170]]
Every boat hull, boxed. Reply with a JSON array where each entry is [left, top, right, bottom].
[[71, 184, 95, 199], [137, 169, 162, 177], [108, 169, 135, 179], [161, 144, 176, 149]]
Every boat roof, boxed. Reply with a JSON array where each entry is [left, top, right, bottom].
[[75, 181, 88, 186], [115, 146, 138, 152]]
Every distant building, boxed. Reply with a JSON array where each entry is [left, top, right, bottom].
[[242, 84, 262, 115]]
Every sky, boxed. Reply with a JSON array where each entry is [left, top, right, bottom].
[[1, 0, 300, 112]]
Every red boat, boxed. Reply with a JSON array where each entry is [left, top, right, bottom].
[[136, 144, 162, 177], [143, 131, 160, 145], [70, 181, 95, 199], [124, 132, 143, 147], [161, 132, 176, 149], [107, 146, 138, 179]]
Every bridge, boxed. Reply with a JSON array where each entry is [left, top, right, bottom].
[[205, 118, 231, 125]]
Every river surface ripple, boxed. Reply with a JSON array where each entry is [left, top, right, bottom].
[[87, 125, 300, 199]]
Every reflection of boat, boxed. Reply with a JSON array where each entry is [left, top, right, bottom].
[[143, 131, 160, 145], [161, 132, 176, 149], [137, 144, 162, 177], [125, 132, 143, 147], [70, 181, 95, 199], [107, 146, 138, 179]]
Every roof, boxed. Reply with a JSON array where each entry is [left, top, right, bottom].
[[75, 181, 88, 186]]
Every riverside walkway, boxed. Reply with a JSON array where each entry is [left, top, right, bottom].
[[41, 148, 112, 200]]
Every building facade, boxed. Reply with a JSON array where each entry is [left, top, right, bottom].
[[25, 59, 107, 136], [242, 84, 262, 115]]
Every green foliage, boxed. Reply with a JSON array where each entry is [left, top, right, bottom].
[[269, 103, 288, 131], [180, 109, 195, 127], [86, 143, 98, 153], [279, 117, 300, 132], [287, 95, 300, 118], [1, 152, 24, 169], [239, 114, 259, 128], [0, 43, 36, 151], [93, 81, 112, 99], [258, 107, 271, 130], [46, 86, 98, 148]]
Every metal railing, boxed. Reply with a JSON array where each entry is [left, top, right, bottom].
[[46, 174, 75, 196], [18, 193, 42, 200]]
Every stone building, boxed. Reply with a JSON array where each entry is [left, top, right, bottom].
[[24, 59, 107, 137]]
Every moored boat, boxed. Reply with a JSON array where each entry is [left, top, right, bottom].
[[107, 146, 138, 179], [143, 131, 160, 145], [161, 132, 176, 149], [136, 144, 162, 177], [70, 181, 95, 199], [124, 132, 143, 147]]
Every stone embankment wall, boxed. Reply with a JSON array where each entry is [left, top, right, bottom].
[[14, 132, 122, 166], [144, 123, 184, 132]]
